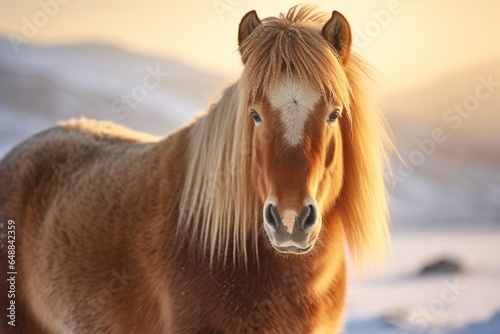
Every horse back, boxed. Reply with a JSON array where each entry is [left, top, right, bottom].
[[0, 118, 164, 333], [0, 117, 159, 224]]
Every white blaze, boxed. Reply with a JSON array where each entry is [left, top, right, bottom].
[[282, 209, 298, 233], [267, 76, 321, 146]]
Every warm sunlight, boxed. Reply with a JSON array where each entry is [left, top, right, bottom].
[[1, 1, 499, 333], [1, 0, 499, 91]]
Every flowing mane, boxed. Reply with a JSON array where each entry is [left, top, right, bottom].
[[177, 5, 392, 268]]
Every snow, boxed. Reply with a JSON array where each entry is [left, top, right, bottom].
[[1, 38, 499, 333], [346, 227, 500, 333]]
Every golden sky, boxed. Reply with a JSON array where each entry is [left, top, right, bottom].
[[1, 0, 499, 92]]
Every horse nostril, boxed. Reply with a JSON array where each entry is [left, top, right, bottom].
[[297, 204, 317, 231], [265, 204, 281, 230]]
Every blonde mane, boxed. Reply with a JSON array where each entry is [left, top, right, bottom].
[[238, 5, 351, 110], [177, 5, 392, 268], [177, 85, 259, 266], [341, 54, 393, 269]]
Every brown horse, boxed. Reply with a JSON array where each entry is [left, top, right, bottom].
[[0, 6, 392, 334]]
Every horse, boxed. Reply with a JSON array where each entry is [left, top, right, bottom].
[[0, 5, 392, 334]]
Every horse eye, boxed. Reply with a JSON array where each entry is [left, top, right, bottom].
[[249, 109, 262, 124], [327, 110, 340, 123]]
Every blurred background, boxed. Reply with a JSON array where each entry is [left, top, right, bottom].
[[1, 0, 499, 333]]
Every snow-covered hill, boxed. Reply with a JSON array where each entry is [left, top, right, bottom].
[[387, 65, 500, 226], [0, 39, 227, 156]]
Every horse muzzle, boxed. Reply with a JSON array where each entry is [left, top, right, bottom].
[[263, 199, 318, 254]]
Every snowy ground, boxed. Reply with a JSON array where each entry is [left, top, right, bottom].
[[346, 226, 500, 333], [0, 39, 499, 333]]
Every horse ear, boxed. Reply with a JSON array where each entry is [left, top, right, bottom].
[[238, 10, 261, 61], [322, 11, 352, 63]]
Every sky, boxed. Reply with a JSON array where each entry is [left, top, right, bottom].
[[1, 0, 500, 93]]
